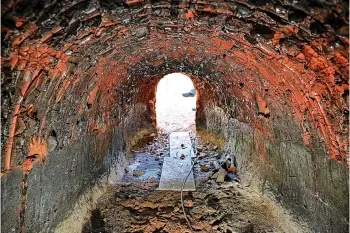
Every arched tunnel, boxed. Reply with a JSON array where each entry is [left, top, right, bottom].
[[1, 0, 349, 232]]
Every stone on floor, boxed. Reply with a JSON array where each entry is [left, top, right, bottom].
[[158, 157, 195, 191]]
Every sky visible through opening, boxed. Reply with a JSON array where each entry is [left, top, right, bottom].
[[156, 73, 196, 133]]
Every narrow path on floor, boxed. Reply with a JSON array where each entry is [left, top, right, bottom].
[[158, 132, 195, 191]]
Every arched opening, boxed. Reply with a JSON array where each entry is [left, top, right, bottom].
[[155, 73, 196, 133]]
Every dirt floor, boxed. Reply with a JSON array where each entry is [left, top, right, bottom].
[[81, 133, 305, 233]]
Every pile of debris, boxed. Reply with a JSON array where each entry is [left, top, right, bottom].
[[208, 156, 240, 183], [82, 180, 280, 233], [195, 142, 240, 185]]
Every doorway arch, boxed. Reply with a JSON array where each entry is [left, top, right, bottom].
[[155, 73, 196, 133]]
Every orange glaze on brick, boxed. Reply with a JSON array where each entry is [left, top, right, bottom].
[[3, 15, 348, 168]]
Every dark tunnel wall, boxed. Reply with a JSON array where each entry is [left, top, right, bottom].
[[1, 0, 349, 232]]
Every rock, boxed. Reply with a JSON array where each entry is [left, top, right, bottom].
[[144, 218, 166, 232], [120, 199, 137, 208], [228, 166, 237, 173], [140, 201, 158, 209], [197, 145, 204, 152], [220, 182, 236, 189], [198, 152, 206, 159], [180, 154, 185, 159], [133, 170, 144, 177], [226, 173, 239, 182], [211, 172, 219, 179], [216, 168, 227, 183], [200, 164, 210, 172], [184, 200, 193, 208], [211, 161, 221, 170]]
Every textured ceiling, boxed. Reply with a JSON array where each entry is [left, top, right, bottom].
[[1, 0, 349, 172]]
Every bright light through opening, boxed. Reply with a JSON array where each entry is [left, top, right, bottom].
[[156, 73, 196, 133]]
